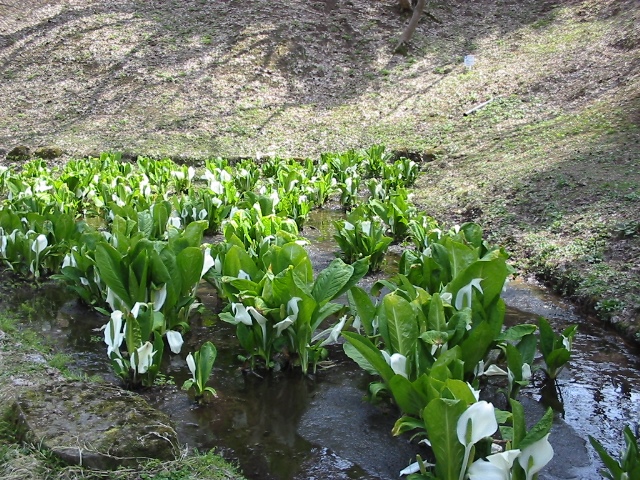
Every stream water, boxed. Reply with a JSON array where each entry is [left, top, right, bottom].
[[9, 209, 640, 479]]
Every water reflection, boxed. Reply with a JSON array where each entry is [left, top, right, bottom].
[[504, 279, 640, 461]]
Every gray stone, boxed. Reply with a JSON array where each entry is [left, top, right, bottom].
[[13, 381, 179, 470]]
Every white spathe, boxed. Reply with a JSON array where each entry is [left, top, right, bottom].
[[166, 330, 184, 354], [467, 449, 521, 480], [201, 247, 215, 278], [518, 434, 554, 480], [104, 310, 125, 357], [231, 303, 253, 326], [455, 278, 484, 310], [389, 353, 408, 378], [31, 234, 48, 255], [457, 401, 498, 446], [132, 341, 155, 374], [152, 284, 167, 312], [186, 352, 197, 380], [457, 400, 499, 480]]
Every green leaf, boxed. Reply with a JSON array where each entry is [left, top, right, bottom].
[[392, 415, 426, 437], [509, 399, 527, 448], [545, 348, 570, 377], [448, 255, 510, 309], [389, 374, 428, 417], [498, 324, 538, 342], [95, 242, 131, 307], [519, 407, 554, 450], [334, 257, 370, 299], [341, 331, 395, 383], [196, 341, 217, 391], [460, 223, 484, 249], [312, 258, 353, 305], [448, 240, 478, 279], [311, 302, 343, 332], [380, 294, 418, 356], [589, 436, 623, 479], [137, 211, 153, 239], [443, 379, 477, 405], [343, 342, 378, 375], [538, 317, 555, 358], [177, 247, 204, 293], [428, 293, 446, 331], [459, 320, 496, 375], [348, 286, 377, 337], [223, 245, 260, 279], [423, 398, 467, 480], [517, 333, 537, 365]]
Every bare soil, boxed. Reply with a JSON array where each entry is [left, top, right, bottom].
[[0, 0, 639, 339]]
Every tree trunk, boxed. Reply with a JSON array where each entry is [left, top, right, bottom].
[[395, 0, 427, 53]]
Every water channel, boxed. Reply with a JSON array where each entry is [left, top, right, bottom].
[[9, 209, 640, 479]]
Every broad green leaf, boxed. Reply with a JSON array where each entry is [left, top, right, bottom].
[[428, 293, 446, 331], [389, 375, 428, 417], [181, 220, 208, 249], [312, 258, 353, 305], [517, 333, 537, 365], [506, 343, 523, 381], [196, 341, 217, 390], [223, 245, 260, 279], [348, 286, 376, 337], [177, 247, 204, 293], [443, 379, 477, 405], [311, 302, 343, 332], [424, 398, 467, 480], [333, 257, 370, 299], [159, 248, 181, 311], [448, 239, 478, 279], [392, 415, 425, 437], [509, 399, 527, 447], [343, 342, 378, 375], [447, 256, 510, 309], [420, 330, 449, 347], [545, 348, 570, 374], [459, 320, 496, 375], [460, 223, 483, 249], [380, 294, 418, 356], [341, 331, 395, 384], [498, 324, 538, 342], [538, 317, 555, 358], [137, 211, 153, 239], [519, 407, 554, 450], [95, 242, 131, 307]]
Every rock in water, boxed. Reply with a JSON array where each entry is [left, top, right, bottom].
[[12, 381, 179, 470]]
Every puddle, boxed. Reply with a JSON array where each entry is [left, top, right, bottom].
[[6, 220, 640, 479]]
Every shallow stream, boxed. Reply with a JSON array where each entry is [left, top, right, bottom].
[[11, 209, 640, 479]]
